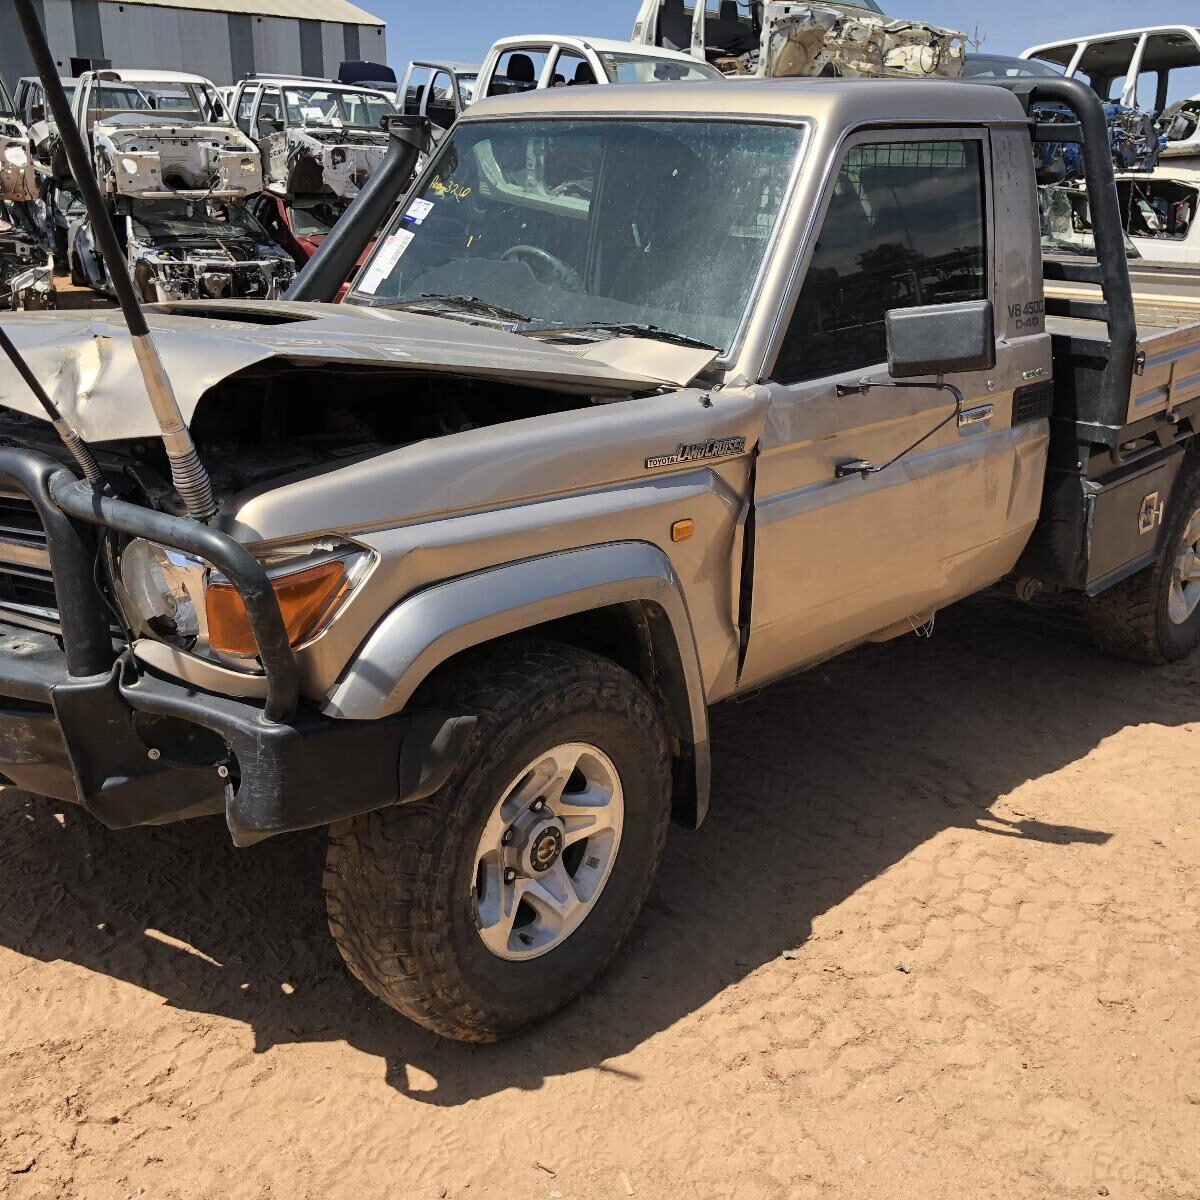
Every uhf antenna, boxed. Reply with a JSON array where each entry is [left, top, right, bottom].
[[12, 0, 218, 522]]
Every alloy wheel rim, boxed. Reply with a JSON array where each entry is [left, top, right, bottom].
[[472, 742, 624, 962], [1169, 507, 1200, 626]]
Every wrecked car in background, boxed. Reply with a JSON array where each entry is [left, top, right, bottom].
[[0, 78, 37, 202], [0, 200, 54, 309], [231, 76, 398, 203], [1023, 26, 1200, 160], [631, 0, 965, 79], [66, 69, 292, 300], [1022, 27, 1200, 266], [69, 197, 294, 302], [478, 34, 723, 98], [401, 60, 481, 140]]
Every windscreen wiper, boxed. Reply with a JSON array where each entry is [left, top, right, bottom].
[[519, 321, 719, 351], [384, 294, 534, 323]]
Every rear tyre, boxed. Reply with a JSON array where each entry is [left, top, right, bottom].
[[1087, 460, 1200, 664], [323, 641, 672, 1043]]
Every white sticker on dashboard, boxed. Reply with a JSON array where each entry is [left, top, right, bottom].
[[357, 230, 415, 295], [404, 198, 434, 225]]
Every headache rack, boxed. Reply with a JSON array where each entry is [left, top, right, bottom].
[[984, 75, 1140, 452]]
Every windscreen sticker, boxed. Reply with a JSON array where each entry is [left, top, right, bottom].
[[357, 230, 415, 295], [404, 198, 435, 226]]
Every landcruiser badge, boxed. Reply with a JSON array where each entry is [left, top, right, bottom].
[[646, 437, 746, 470]]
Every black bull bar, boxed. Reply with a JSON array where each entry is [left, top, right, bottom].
[[0, 448, 474, 846]]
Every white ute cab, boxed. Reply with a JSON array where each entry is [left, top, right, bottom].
[[475, 34, 724, 100]]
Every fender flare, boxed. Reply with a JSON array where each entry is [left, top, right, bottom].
[[324, 541, 712, 825]]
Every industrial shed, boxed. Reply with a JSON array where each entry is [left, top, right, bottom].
[[0, 0, 388, 93]]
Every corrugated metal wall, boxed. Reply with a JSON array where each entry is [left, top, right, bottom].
[[0, 1, 387, 93]]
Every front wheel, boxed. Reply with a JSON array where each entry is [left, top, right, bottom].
[[1088, 460, 1200, 664], [323, 641, 672, 1042]]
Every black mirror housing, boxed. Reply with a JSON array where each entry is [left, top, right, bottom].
[[886, 299, 996, 379]]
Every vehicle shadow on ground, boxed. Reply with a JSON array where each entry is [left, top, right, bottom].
[[0, 593, 1193, 1105]]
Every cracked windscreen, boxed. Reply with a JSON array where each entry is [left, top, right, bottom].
[[130, 200, 268, 241], [348, 118, 804, 354]]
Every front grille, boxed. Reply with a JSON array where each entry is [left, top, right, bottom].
[[0, 489, 61, 633]]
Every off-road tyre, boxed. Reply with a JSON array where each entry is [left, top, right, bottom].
[[1087, 459, 1200, 664], [323, 640, 673, 1043], [68, 249, 86, 289]]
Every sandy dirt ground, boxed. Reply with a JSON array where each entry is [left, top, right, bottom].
[[1, 591, 1198, 1200]]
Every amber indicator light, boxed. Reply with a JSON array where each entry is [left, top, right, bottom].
[[671, 519, 695, 543], [207, 560, 349, 656]]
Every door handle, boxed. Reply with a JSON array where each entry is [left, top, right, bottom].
[[957, 404, 994, 429]]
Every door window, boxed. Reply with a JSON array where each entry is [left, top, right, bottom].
[[256, 90, 283, 137], [236, 87, 257, 134], [426, 70, 457, 129], [774, 139, 987, 383], [553, 53, 596, 87], [487, 50, 548, 96]]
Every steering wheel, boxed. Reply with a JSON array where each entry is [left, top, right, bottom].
[[501, 244, 584, 291]]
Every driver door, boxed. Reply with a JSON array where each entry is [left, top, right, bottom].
[[741, 129, 1039, 688]]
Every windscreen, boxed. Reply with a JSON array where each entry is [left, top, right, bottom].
[[349, 118, 804, 354], [283, 87, 395, 128], [134, 80, 227, 124], [599, 53, 725, 83], [962, 56, 1063, 79], [130, 200, 268, 241], [289, 198, 347, 236], [91, 85, 151, 112]]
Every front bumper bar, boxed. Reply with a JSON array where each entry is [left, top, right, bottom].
[[0, 625, 475, 846]]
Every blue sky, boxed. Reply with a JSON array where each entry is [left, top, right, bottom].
[[366, 1, 1183, 66]]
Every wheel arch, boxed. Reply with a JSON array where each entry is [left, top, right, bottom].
[[324, 542, 712, 828]]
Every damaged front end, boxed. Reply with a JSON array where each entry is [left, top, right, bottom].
[[758, 2, 965, 80], [0, 200, 54, 310], [0, 118, 38, 202], [94, 121, 263, 201], [265, 126, 390, 203], [131, 243, 295, 302], [72, 198, 295, 301]]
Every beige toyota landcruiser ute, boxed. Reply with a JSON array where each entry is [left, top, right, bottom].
[[1, 67, 1199, 1042]]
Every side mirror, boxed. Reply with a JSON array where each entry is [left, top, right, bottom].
[[885, 298, 995, 379]]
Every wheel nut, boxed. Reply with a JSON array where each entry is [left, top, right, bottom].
[[531, 799, 544, 812], [504, 868, 517, 883]]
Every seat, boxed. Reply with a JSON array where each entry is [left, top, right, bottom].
[[659, 0, 694, 51], [571, 61, 597, 85], [707, 1, 758, 56], [507, 54, 537, 84], [488, 52, 538, 97]]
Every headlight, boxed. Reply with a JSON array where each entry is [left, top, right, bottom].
[[119, 540, 370, 663], [120, 540, 205, 642]]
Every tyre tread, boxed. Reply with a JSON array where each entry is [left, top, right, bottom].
[[323, 640, 671, 1042]]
